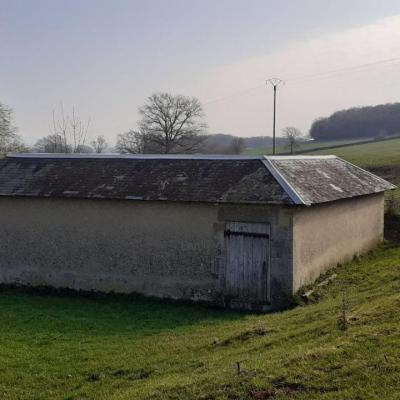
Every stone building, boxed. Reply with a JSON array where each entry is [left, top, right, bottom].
[[0, 154, 394, 310]]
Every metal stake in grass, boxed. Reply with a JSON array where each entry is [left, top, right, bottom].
[[236, 361, 241, 375], [338, 289, 349, 331]]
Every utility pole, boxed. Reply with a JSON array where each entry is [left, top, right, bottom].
[[266, 78, 284, 155]]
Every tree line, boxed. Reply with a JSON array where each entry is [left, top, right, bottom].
[[310, 102, 400, 141], [0, 93, 208, 156], [1, 92, 306, 156]]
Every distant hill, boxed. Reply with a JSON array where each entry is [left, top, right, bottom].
[[310, 102, 400, 141], [202, 133, 286, 153], [244, 135, 287, 148]]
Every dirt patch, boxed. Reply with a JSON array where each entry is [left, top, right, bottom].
[[235, 327, 269, 341], [249, 389, 275, 399], [87, 372, 102, 382], [272, 378, 307, 394], [249, 380, 306, 399], [248, 377, 337, 399], [109, 368, 152, 380], [215, 326, 271, 346]]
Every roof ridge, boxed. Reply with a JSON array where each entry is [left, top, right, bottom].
[[262, 157, 307, 205], [9, 153, 341, 161], [7, 153, 265, 160], [265, 155, 337, 160]]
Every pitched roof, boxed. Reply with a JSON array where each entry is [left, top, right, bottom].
[[0, 154, 395, 206], [264, 156, 395, 205]]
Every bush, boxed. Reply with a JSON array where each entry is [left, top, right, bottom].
[[385, 192, 400, 215]]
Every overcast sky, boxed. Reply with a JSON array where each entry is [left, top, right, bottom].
[[1, 0, 400, 144]]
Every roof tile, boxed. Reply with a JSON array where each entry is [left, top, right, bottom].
[[0, 154, 394, 206], [0, 156, 293, 205]]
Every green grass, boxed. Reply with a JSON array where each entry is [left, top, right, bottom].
[[0, 245, 400, 399], [308, 138, 400, 167], [245, 137, 400, 168], [244, 138, 371, 156]]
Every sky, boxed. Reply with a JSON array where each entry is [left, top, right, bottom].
[[1, 0, 400, 145]]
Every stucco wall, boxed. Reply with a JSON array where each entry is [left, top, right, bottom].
[[1, 194, 384, 307], [293, 193, 384, 291], [0, 197, 294, 308], [0, 198, 221, 301]]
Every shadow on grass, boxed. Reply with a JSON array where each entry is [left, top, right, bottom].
[[0, 284, 245, 335]]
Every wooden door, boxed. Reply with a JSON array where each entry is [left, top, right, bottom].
[[224, 222, 270, 304]]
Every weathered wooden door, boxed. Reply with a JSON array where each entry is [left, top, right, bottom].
[[224, 222, 270, 306]]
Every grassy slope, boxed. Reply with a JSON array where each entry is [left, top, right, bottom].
[[308, 138, 400, 167], [0, 245, 399, 400], [245, 137, 400, 168], [244, 138, 366, 156]]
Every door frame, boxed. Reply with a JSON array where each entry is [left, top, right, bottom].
[[223, 221, 271, 305]]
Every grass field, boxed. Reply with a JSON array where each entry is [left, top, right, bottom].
[[309, 138, 400, 167], [244, 138, 367, 156], [0, 244, 399, 399], [245, 137, 400, 168]]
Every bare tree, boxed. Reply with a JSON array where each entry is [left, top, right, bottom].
[[34, 134, 68, 153], [91, 135, 108, 153], [0, 102, 25, 155], [34, 134, 95, 153], [125, 93, 207, 154], [50, 104, 90, 153], [229, 137, 245, 154], [282, 126, 302, 155], [116, 130, 149, 154]]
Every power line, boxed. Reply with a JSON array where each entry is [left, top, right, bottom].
[[202, 56, 400, 105], [286, 56, 400, 83]]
